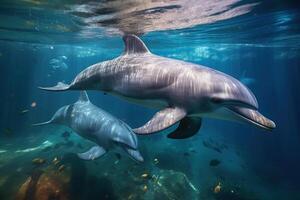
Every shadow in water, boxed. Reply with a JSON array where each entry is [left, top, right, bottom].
[[86, 176, 117, 200], [62, 153, 117, 200]]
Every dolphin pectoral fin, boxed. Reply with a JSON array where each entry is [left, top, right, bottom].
[[77, 146, 106, 160], [167, 117, 202, 139], [39, 82, 70, 91], [32, 120, 52, 126], [227, 106, 276, 130], [133, 107, 186, 134], [123, 147, 144, 163]]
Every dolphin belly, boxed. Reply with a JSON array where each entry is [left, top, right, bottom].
[[111, 92, 168, 109]]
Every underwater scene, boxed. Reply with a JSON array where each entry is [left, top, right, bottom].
[[0, 0, 300, 199]]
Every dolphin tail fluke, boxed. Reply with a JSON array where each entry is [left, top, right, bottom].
[[227, 106, 276, 130], [123, 147, 144, 163], [39, 82, 70, 91], [32, 120, 52, 126]]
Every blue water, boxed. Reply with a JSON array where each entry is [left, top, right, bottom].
[[0, 1, 300, 200]]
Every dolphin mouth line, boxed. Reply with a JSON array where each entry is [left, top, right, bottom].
[[226, 107, 275, 130], [121, 143, 138, 151]]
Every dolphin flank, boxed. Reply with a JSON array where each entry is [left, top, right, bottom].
[[33, 91, 143, 162], [39, 35, 276, 138]]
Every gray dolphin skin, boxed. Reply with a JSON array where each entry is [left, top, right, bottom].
[[33, 91, 143, 162], [39, 35, 276, 139]]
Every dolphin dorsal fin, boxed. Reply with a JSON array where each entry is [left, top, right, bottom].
[[79, 91, 89, 102], [123, 34, 150, 55]]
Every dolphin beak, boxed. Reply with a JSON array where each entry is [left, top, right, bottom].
[[227, 106, 276, 131], [31, 120, 52, 126]]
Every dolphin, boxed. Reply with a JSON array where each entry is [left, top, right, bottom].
[[39, 35, 275, 139], [33, 91, 143, 162]]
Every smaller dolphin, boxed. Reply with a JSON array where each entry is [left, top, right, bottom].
[[33, 91, 143, 162]]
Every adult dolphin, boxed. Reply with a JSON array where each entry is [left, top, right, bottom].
[[39, 35, 275, 139], [33, 91, 144, 162]]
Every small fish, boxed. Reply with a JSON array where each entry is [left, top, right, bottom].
[[52, 157, 60, 165], [59, 55, 68, 60], [31, 102, 37, 108], [58, 165, 65, 172], [142, 185, 148, 192], [202, 140, 209, 148], [20, 109, 29, 115], [213, 147, 222, 153], [153, 158, 159, 164], [210, 159, 221, 167], [183, 152, 190, 156], [141, 173, 149, 178], [202, 140, 222, 153], [214, 182, 222, 194], [114, 160, 120, 165], [32, 158, 46, 165], [0, 149, 7, 153]]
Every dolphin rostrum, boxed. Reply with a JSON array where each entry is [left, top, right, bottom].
[[33, 91, 143, 162], [39, 35, 275, 139]]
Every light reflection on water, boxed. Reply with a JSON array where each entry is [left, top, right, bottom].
[[0, 0, 257, 42]]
